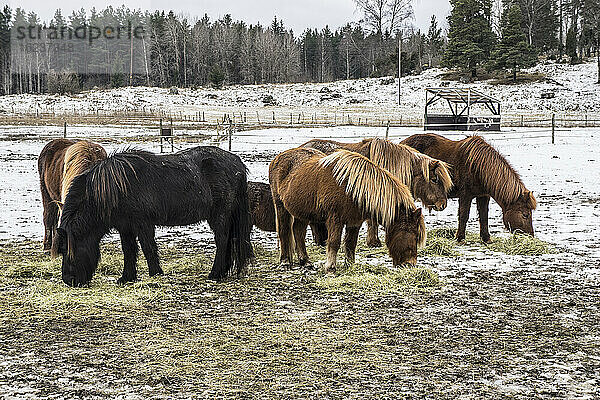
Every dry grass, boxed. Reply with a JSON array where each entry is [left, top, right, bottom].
[[487, 232, 557, 256], [315, 262, 440, 293]]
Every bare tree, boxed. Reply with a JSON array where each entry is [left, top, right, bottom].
[[354, 0, 413, 37]]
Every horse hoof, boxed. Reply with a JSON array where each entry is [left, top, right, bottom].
[[366, 240, 382, 248], [116, 276, 136, 285], [149, 268, 164, 277], [298, 258, 310, 266], [482, 238, 492, 245]]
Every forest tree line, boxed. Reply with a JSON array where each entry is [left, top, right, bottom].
[[0, 0, 598, 95]]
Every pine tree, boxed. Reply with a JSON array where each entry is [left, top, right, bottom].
[[565, 24, 578, 63], [426, 15, 444, 67], [443, 0, 497, 78], [492, 2, 536, 81]]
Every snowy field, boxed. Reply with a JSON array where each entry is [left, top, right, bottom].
[[1, 124, 599, 257], [0, 62, 598, 119], [1, 125, 600, 398]]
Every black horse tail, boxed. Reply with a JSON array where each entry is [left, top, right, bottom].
[[229, 176, 254, 278]]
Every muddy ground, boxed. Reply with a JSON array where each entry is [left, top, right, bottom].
[[1, 126, 600, 399]]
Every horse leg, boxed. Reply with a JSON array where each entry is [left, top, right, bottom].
[[476, 196, 492, 244], [310, 222, 328, 247], [344, 225, 360, 267], [274, 200, 294, 265], [208, 215, 233, 281], [293, 219, 310, 266], [118, 230, 138, 285], [366, 218, 382, 248], [324, 218, 342, 273], [138, 225, 163, 277], [456, 195, 473, 243], [40, 184, 57, 252]]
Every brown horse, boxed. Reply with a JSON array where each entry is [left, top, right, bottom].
[[269, 147, 426, 272], [38, 139, 107, 255], [402, 133, 537, 243], [248, 181, 276, 232], [301, 137, 452, 247]]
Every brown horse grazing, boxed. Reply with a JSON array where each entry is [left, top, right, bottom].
[[269, 148, 426, 272], [402, 133, 537, 243], [248, 181, 276, 232], [301, 138, 452, 247], [38, 139, 107, 255]]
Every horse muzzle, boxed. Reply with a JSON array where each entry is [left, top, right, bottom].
[[434, 200, 447, 211]]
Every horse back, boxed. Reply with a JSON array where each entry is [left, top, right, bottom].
[[111, 146, 247, 227], [270, 149, 362, 224], [38, 139, 77, 201]]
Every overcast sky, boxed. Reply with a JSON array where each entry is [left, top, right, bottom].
[[11, 0, 451, 33]]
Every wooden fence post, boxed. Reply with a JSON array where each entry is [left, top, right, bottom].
[[551, 113, 555, 144], [63, 121, 67, 138], [228, 121, 233, 151], [386, 121, 390, 140]]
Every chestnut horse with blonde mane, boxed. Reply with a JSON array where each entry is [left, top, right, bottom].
[[402, 133, 537, 242], [38, 139, 107, 255], [301, 137, 452, 247], [269, 147, 426, 272]]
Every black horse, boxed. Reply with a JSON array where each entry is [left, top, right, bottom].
[[56, 146, 253, 286]]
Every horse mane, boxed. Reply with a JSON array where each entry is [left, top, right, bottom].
[[319, 149, 417, 228], [460, 136, 533, 206], [61, 141, 107, 204], [368, 138, 452, 193], [84, 149, 150, 217]]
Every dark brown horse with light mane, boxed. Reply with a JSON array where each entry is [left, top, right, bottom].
[[301, 137, 452, 247], [402, 133, 536, 243], [269, 147, 426, 272], [38, 139, 107, 255]]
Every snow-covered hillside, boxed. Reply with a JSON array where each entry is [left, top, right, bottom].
[[0, 62, 598, 117]]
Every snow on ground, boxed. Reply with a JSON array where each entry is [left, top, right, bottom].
[[0, 62, 598, 117]]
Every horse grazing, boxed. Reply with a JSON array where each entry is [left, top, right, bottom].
[[301, 138, 452, 247], [56, 146, 253, 286], [269, 148, 426, 272], [38, 139, 107, 256], [402, 133, 537, 242], [248, 181, 276, 232]]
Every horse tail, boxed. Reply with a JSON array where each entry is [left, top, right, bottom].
[[229, 174, 254, 278]]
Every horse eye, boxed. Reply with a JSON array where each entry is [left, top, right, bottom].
[[431, 176, 438, 183]]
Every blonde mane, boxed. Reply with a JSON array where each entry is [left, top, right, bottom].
[[319, 149, 416, 228], [368, 138, 452, 194], [61, 141, 107, 205], [460, 136, 534, 207]]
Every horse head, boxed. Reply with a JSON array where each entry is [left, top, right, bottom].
[[56, 173, 103, 287], [502, 190, 536, 236], [413, 160, 452, 212], [385, 208, 426, 267]]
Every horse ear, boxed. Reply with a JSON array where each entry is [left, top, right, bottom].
[[526, 191, 537, 210]]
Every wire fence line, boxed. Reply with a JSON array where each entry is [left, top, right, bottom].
[[1, 107, 600, 130]]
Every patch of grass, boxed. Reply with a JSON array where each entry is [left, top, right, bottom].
[[420, 229, 460, 257], [315, 262, 441, 294], [487, 233, 557, 256]]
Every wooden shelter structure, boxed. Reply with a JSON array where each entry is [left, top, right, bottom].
[[424, 88, 501, 131], [159, 118, 174, 153]]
